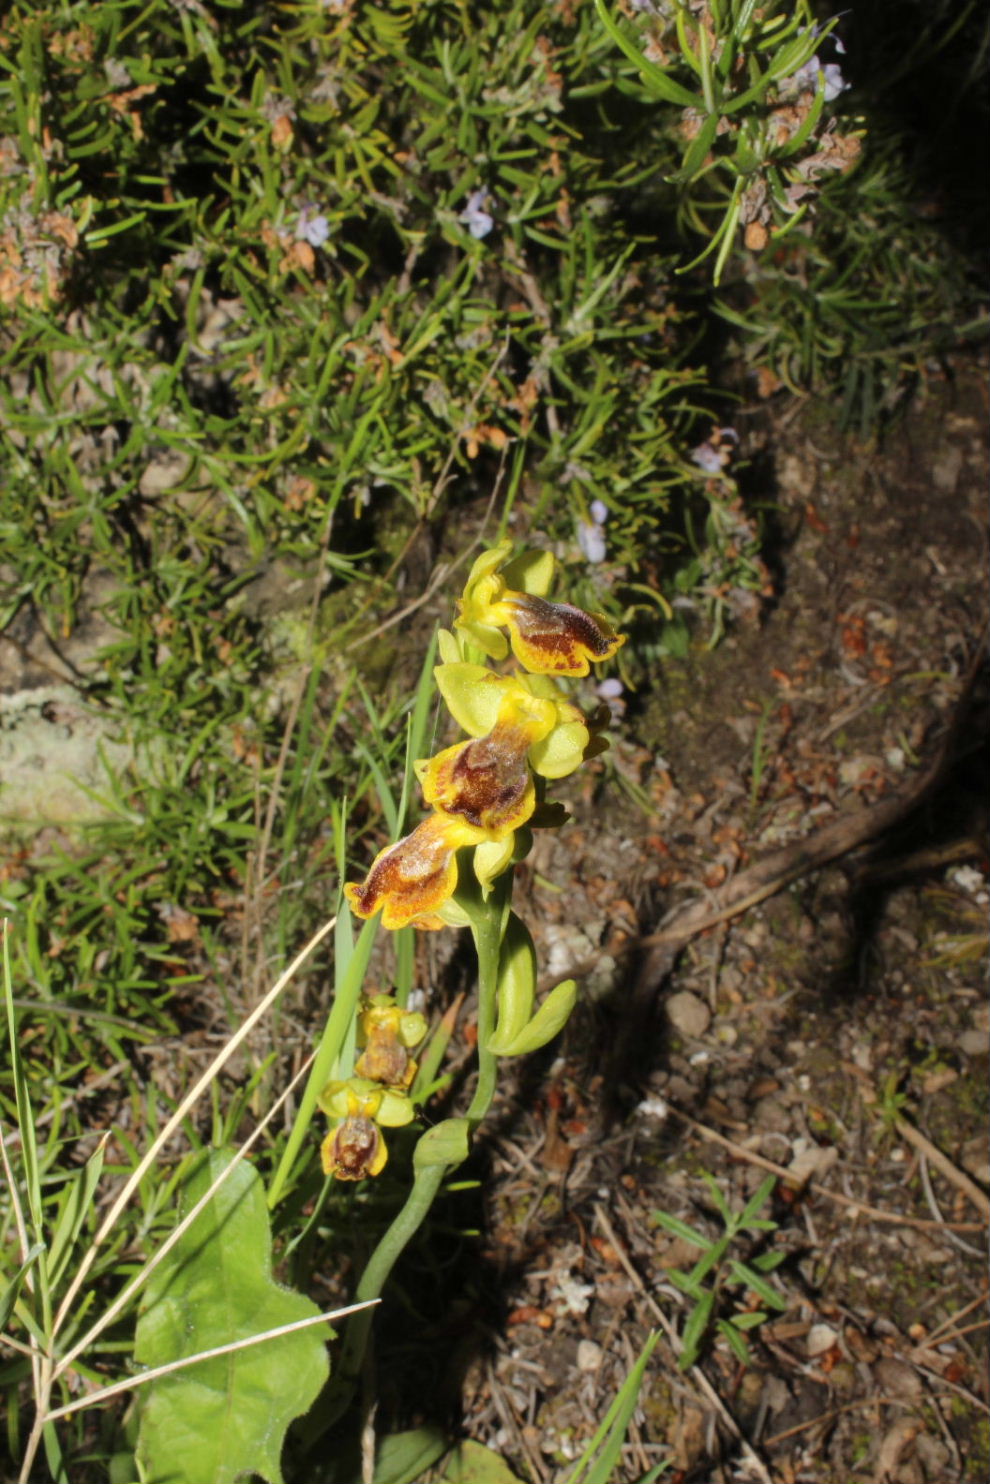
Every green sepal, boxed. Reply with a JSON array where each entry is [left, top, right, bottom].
[[501, 546, 555, 596], [486, 913, 536, 1054], [489, 979, 578, 1057]]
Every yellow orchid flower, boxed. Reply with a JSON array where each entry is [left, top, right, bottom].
[[456, 539, 625, 677], [321, 1115, 387, 1180], [434, 663, 602, 781], [344, 811, 485, 931], [415, 684, 555, 838], [318, 1077, 416, 1180], [354, 995, 428, 1089]]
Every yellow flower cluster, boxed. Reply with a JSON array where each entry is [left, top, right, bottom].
[[319, 995, 428, 1181], [344, 541, 624, 931]]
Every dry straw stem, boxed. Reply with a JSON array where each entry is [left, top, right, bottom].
[[50, 914, 337, 1345]]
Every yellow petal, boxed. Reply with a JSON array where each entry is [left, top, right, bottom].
[[528, 716, 591, 779]]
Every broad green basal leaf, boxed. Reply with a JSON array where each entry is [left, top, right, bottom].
[[134, 1149, 329, 1484]]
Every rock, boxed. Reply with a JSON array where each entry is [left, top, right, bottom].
[[665, 990, 711, 1038], [807, 1322, 839, 1357], [0, 686, 137, 825], [576, 1340, 602, 1373], [959, 1028, 988, 1058], [874, 1357, 923, 1402]]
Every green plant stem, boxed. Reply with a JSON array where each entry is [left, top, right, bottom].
[[311, 886, 507, 1438], [464, 895, 503, 1125], [313, 1160, 447, 1437]]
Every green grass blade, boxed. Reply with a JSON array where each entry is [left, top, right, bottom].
[[566, 1330, 661, 1484]]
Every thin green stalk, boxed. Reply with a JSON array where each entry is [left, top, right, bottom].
[[464, 896, 503, 1125], [317, 1160, 447, 1432]]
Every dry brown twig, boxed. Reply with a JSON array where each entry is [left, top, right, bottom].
[[893, 1112, 990, 1222]]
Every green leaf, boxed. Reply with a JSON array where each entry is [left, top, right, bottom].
[[437, 1439, 526, 1483], [593, 0, 701, 107], [413, 1117, 471, 1171], [490, 979, 577, 1057], [716, 1317, 752, 1366], [135, 1150, 329, 1484], [373, 1426, 448, 1484], [729, 1310, 769, 1331], [667, 1267, 703, 1298], [47, 1138, 106, 1292], [486, 912, 537, 1054], [0, 1243, 45, 1331], [700, 1171, 731, 1223], [567, 1331, 661, 1484], [728, 1260, 787, 1310], [670, 112, 721, 185], [738, 1174, 777, 1227], [650, 1211, 709, 1249], [678, 1290, 715, 1369]]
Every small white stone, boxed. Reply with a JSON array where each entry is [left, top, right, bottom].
[[807, 1323, 839, 1357], [959, 1028, 989, 1058], [665, 991, 712, 1038], [577, 1340, 603, 1373]]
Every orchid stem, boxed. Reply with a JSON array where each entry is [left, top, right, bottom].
[[465, 893, 503, 1125]]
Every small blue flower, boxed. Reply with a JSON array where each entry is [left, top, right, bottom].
[[784, 37, 848, 103], [691, 443, 724, 475], [595, 676, 625, 719], [821, 63, 847, 103], [577, 520, 607, 564], [298, 208, 331, 248], [590, 498, 609, 525], [459, 188, 494, 240]]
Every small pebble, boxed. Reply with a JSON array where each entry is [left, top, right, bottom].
[[807, 1322, 839, 1357], [874, 1357, 923, 1402], [665, 990, 711, 1038], [959, 1028, 988, 1058], [576, 1340, 602, 1373]]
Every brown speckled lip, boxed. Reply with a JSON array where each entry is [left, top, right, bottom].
[[355, 1032, 412, 1087], [345, 815, 465, 929], [502, 594, 620, 672], [433, 723, 534, 831], [324, 1116, 381, 1179]]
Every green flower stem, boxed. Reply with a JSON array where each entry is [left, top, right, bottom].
[[464, 891, 503, 1125], [316, 1160, 447, 1433], [315, 884, 507, 1434]]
